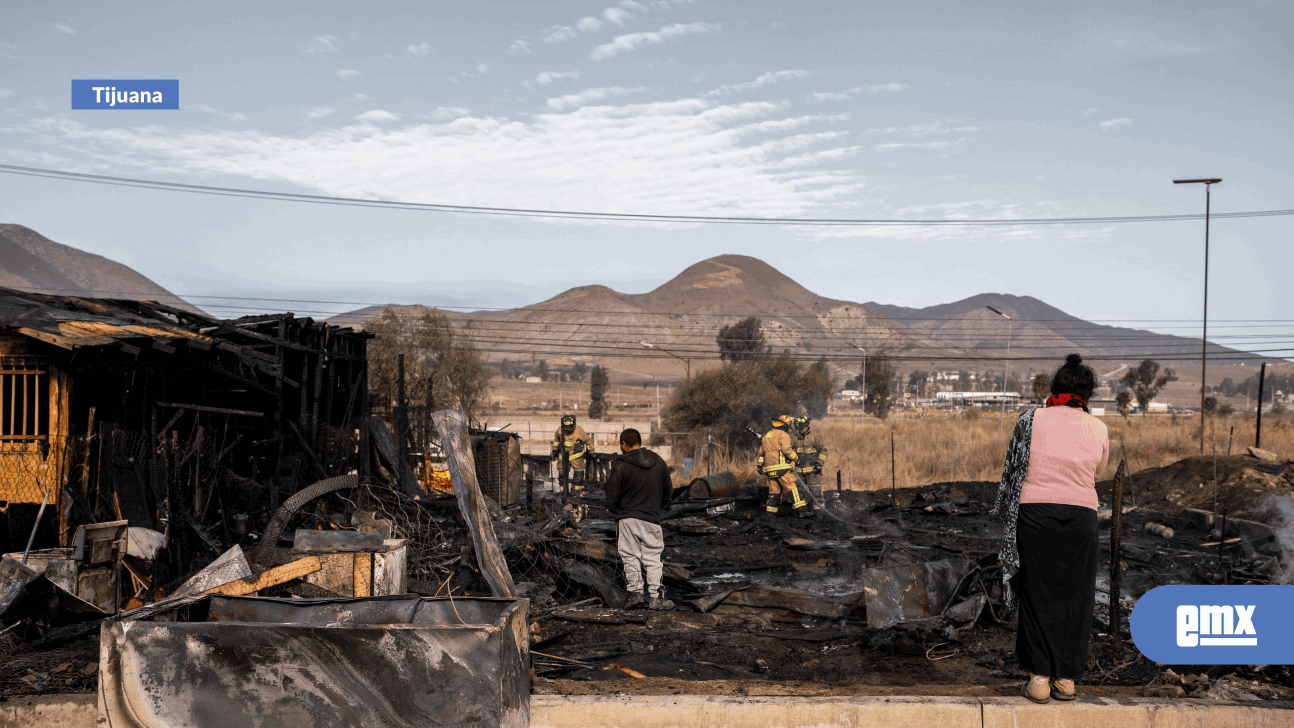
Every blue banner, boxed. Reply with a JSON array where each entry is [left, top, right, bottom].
[[72, 80, 179, 110], [1131, 585, 1294, 664]]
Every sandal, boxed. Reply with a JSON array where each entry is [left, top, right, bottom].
[[1022, 676, 1051, 704], [1051, 679, 1076, 701]]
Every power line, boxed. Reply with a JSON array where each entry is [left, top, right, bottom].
[[4, 163, 1294, 227]]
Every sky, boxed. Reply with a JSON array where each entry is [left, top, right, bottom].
[[0, 0, 1291, 354]]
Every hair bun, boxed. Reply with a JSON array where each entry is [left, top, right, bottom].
[[1065, 354, 1083, 366]]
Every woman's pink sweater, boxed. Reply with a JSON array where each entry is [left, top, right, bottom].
[[1019, 406, 1109, 511]]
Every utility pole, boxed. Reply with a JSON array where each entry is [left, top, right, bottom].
[[1174, 177, 1222, 455], [853, 345, 867, 419]]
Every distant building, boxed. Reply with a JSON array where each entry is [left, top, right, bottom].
[[525, 376, 541, 384], [935, 391, 1022, 404]]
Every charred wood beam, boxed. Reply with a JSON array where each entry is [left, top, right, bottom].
[[288, 420, 330, 481], [157, 402, 265, 418]]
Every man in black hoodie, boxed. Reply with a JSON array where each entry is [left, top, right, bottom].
[[604, 428, 674, 610]]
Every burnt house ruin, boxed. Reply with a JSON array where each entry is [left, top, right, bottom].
[[0, 288, 369, 597]]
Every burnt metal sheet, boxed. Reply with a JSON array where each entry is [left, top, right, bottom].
[[99, 594, 530, 728], [292, 529, 386, 553], [860, 557, 969, 629], [0, 556, 42, 618]]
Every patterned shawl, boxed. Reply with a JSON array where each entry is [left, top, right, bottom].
[[992, 407, 1036, 610]]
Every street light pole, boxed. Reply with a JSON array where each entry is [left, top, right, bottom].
[[987, 306, 1013, 435], [641, 341, 691, 379], [1174, 177, 1222, 455]]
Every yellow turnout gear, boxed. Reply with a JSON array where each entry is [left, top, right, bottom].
[[552, 424, 594, 465]]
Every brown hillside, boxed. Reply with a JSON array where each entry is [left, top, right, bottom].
[[0, 224, 200, 314], [332, 254, 961, 376]]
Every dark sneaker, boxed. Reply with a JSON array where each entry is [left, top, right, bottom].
[[623, 593, 646, 610], [648, 597, 675, 611]]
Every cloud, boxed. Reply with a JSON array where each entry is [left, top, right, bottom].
[[509, 39, 531, 55], [307, 34, 339, 53], [590, 22, 716, 61], [352, 93, 369, 102], [355, 110, 402, 123], [21, 90, 864, 221], [544, 26, 578, 44], [1098, 117, 1133, 130], [336, 69, 360, 80], [873, 140, 961, 152], [708, 69, 810, 97], [305, 106, 335, 120], [811, 83, 907, 101], [619, 1, 648, 10], [862, 121, 978, 137], [476, 63, 491, 75], [0, 89, 14, 100], [546, 86, 644, 111], [536, 71, 581, 86], [52, 24, 77, 35], [406, 42, 431, 58], [577, 16, 603, 32], [603, 7, 633, 25], [192, 103, 250, 122], [417, 106, 471, 121]]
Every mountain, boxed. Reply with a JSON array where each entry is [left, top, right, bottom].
[[332, 254, 954, 365], [334, 255, 1269, 376], [0, 225, 199, 314], [866, 292, 1252, 362]]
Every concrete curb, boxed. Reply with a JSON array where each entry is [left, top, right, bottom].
[[530, 695, 1294, 728], [4, 693, 1291, 727]]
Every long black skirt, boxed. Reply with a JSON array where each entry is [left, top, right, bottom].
[[1013, 503, 1098, 680]]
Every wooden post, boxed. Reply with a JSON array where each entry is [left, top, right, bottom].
[[1255, 362, 1266, 449], [890, 431, 896, 505], [432, 409, 517, 598], [1109, 459, 1126, 640], [836, 469, 842, 493], [396, 354, 407, 485]]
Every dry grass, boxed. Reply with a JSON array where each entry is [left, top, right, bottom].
[[755, 413, 1294, 492]]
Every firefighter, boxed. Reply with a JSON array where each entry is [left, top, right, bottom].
[[552, 414, 594, 487], [757, 415, 812, 518], [792, 417, 828, 487]]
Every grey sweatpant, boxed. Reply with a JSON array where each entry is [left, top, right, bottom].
[[617, 518, 665, 598]]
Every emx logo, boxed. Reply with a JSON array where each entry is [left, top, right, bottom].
[[1177, 604, 1256, 646], [1133, 586, 1293, 664]]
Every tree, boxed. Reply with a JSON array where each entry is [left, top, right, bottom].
[[664, 355, 835, 449], [957, 370, 970, 390], [571, 362, 589, 382], [716, 317, 767, 362], [1121, 358, 1177, 416], [908, 370, 929, 398], [587, 365, 609, 419], [863, 355, 897, 419], [1203, 396, 1219, 415], [1116, 390, 1133, 418], [533, 359, 550, 381], [1031, 374, 1052, 403], [366, 307, 493, 424]]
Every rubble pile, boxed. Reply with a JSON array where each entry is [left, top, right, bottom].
[[2, 427, 1293, 703]]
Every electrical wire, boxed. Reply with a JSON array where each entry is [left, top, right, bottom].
[[4, 163, 1294, 227]]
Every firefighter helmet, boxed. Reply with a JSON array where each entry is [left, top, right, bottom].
[[794, 417, 811, 437], [772, 415, 796, 428], [561, 414, 576, 431]]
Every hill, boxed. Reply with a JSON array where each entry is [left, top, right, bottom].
[[866, 292, 1254, 362], [0, 224, 199, 314], [333, 255, 1272, 385]]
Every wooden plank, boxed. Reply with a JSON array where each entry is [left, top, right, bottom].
[[353, 552, 372, 597], [203, 556, 321, 596], [16, 327, 74, 350], [432, 409, 517, 598]]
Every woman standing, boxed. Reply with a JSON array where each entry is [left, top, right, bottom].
[[994, 354, 1108, 703]]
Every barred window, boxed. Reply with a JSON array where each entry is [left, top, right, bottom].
[[0, 357, 48, 444]]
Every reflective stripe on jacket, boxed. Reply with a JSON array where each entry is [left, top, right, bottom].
[[759, 428, 797, 476]]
